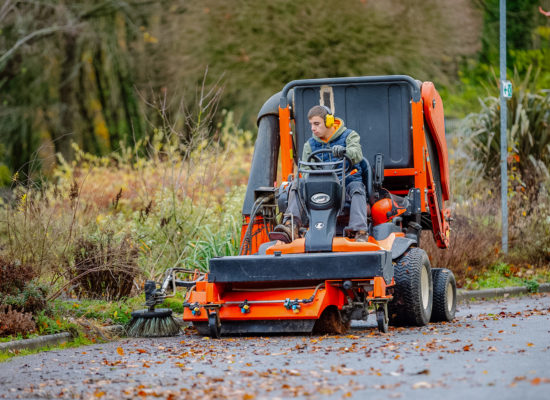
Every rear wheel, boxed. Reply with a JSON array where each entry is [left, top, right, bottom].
[[388, 247, 433, 326], [431, 268, 456, 322]]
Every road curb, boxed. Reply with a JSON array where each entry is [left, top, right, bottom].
[[457, 283, 550, 302], [0, 324, 127, 354], [0, 332, 73, 353]]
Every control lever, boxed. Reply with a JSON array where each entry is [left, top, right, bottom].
[[374, 153, 384, 189]]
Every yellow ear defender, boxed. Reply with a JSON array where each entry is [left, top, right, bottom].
[[321, 105, 334, 128]]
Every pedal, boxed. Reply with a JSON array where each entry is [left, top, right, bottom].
[[268, 231, 291, 243]]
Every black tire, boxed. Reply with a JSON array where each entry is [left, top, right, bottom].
[[208, 312, 221, 338], [388, 247, 433, 326], [431, 268, 457, 322], [376, 305, 389, 333]]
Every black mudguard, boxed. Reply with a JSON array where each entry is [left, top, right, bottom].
[[391, 236, 417, 260]]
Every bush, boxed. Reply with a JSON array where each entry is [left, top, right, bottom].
[[0, 257, 47, 314], [0, 305, 36, 337], [438, 70, 550, 277], [1, 105, 253, 299], [0, 257, 36, 295], [466, 70, 550, 181], [71, 233, 139, 301], [422, 195, 501, 287], [1, 282, 47, 314], [507, 170, 550, 266]]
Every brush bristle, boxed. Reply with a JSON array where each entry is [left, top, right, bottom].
[[126, 313, 181, 337]]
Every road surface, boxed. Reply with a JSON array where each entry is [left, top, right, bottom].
[[0, 294, 549, 399]]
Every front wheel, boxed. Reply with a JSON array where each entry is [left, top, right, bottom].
[[388, 247, 433, 326], [208, 311, 221, 338], [376, 305, 389, 333], [431, 268, 457, 322]]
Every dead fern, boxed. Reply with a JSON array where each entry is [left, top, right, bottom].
[[0, 305, 36, 336]]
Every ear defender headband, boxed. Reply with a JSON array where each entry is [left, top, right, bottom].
[[321, 105, 335, 128]]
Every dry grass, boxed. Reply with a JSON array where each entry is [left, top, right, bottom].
[[423, 196, 501, 288], [1, 104, 253, 299]]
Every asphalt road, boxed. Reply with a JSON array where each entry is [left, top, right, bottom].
[[0, 294, 549, 400]]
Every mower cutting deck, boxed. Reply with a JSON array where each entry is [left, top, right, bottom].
[[184, 242, 395, 336]]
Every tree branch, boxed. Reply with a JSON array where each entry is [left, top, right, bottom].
[[0, 24, 78, 70]]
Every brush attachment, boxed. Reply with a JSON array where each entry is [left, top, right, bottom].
[[126, 308, 181, 337]]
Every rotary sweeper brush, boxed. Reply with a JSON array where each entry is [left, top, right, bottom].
[[130, 75, 457, 338]]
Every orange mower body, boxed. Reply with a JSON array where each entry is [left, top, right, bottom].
[[182, 75, 456, 337]]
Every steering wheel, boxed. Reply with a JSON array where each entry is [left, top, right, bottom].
[[306, 148, 354, 173]]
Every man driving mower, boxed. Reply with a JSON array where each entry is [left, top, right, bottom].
[[273, 105, 369, 243]]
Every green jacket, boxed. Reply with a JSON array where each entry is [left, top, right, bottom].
[[301, 118, 363, 165]]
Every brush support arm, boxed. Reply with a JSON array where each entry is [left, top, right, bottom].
[[144, 268, 206, 310]]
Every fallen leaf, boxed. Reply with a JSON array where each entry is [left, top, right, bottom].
[[531, 377, 541, 386], [116, 347, 124, 356], [415, 369, 430, 375], [412, 381, 432, 389], [288, 369, 300, 376]]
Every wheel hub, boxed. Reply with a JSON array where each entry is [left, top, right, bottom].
[[446, 281, 454, 312], [421, 266, 429, 309]]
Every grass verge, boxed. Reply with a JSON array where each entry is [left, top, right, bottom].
[[463, 262, 550, 291], [0, 332, 97, 363]]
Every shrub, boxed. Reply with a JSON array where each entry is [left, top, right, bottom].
[[507, 169, 550, 266], [422, 195, 501, 287], [71, 233, 139, 301], [466, 70, 550, 181], [0, 257, 36, 295], [2, 105, 253, 297], [0, 305, 36, 337], [0, 257, 47, 314], [1, 282, 47, 314]]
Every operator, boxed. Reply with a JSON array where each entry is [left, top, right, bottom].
[[273, 105, 369, 243]]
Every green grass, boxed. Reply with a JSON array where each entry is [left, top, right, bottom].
[[0, 333, 40, 343], [52, 297, 145, 325], [0, 333, 96, 363], [52, 293, 187, 325], [463, 262, 550, 291]]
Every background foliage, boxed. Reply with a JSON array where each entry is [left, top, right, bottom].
[[0, 1, 549, 338], [1, 0, 483, 175]]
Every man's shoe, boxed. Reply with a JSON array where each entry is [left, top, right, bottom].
[[355, 230, 368, 242], [270, 221, 300, 243]]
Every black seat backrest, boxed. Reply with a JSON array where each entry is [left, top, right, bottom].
[[359, 158, 373, 201], [292, 80, 415, 171]]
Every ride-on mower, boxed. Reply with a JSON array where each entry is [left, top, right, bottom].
[[136, 75, 457, 337]]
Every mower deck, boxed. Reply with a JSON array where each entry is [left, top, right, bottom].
[[184, 248, 395, 336], [209, 249, 393, 284]]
